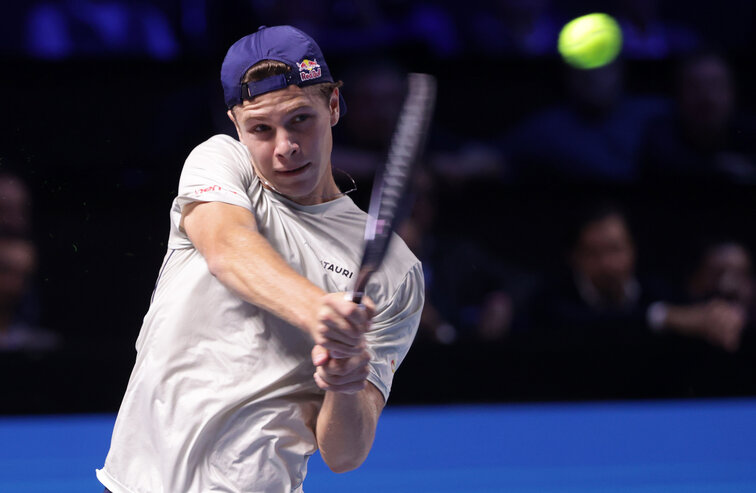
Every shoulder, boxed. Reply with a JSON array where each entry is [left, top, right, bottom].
[[180, 134, 256, 187], [387, 233, 422, 277], [373, 233, 424, 309], [187, 134, 250, 163]]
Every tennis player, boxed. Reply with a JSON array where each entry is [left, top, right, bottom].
[[96, 25, 423, 493]]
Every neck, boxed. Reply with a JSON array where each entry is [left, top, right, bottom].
[[258, 171, 343, 205]]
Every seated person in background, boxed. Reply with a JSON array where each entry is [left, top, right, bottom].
[[504, 61, 668, 182], [641, 50, 756, 183], [398, 171, 529, 344], [0, 173, 58, 352], [527, 203, 670, 342], [527, 203, 746, 352], [678, 239, 754, 352], [0, 233, 58, 351], [331, 60, 406, 181]]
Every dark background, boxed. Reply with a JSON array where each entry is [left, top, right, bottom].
[[1, 0, 755, 413]]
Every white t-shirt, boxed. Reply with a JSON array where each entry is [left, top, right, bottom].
[[96, 135, 423, 493]]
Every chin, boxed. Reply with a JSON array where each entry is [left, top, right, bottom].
[[276, 182, 319, 201]]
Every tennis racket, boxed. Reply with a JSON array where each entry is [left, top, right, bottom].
[[350, 73, 437, 304]]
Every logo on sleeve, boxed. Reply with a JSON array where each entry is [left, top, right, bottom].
[[390, 358, 397, 373], [192, 185, 239, 196], [297, 58, 322, 81]]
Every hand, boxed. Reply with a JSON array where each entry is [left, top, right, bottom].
[[666, 299, 745, 352], [309, 293, 375, 359], [312, 344, 371, 394], [698, 299, 745, 352]]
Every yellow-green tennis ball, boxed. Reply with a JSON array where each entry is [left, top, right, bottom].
[[558, 13, 623, 70]]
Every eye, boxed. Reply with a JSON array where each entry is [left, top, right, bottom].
[[292, 113, 311, 124], [250, 124, 271, 134]]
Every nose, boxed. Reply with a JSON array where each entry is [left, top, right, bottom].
[[275, 131, 299, 159]]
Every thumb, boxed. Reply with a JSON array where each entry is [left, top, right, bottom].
[[311, 344, 330, 366]]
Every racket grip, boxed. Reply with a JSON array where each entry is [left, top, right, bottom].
[[348, 291, 364, 305]]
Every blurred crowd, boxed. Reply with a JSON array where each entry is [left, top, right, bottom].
[[0, 173, 58, 352], [1, 0, 755, 405]]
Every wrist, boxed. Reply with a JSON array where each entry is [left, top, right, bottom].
[[299, 288, 328, 338], [647, 302, 669, 332]]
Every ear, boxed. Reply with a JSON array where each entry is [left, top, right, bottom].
[[329, 88, 340, 127], [227, 109, 242, 139]]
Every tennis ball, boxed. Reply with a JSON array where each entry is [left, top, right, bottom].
[[558, 13, 622, 70]]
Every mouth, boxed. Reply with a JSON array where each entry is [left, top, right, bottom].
[[275, 162, 311, 176]]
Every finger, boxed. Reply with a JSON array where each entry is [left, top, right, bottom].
[[312, 321, 361, 348], [311, 344, 330, 367], [322, 350, 370, 376], [324, 296, 371, 331], [318, 338, 365, 358], [317, 306, 363, 345], [316, 365, 370, 386], [313, 372, 368, 394], [321, 318, 363, 344], [360, 296, 377, 319]]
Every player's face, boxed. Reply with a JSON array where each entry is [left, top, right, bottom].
[[229, 85, 340, 205]]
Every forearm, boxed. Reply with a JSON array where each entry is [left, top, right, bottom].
[[205, 224, 325, 334], [316, 385, 383, 473]]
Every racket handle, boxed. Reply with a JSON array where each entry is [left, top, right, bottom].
[[349, 269, 370, 305]]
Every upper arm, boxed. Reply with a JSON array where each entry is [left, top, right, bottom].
[[174, 135, 257, 251], [181, 201, 258, 263], [365, 262, 425, 400]]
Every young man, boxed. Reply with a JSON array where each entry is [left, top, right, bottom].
[[97, 25, 424, 493]]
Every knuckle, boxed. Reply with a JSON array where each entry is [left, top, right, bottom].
[[343, 302, 357, 315], [314, 322, 329, 336], [317, 306, 331, 320]]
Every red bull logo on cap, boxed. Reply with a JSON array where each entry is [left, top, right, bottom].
[[297, 58, 322, 81]]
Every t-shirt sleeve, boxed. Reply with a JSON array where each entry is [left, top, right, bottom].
[[365, 261, 425, 402], [176, 135, 256, 213]]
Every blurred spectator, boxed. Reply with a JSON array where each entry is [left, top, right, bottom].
[[0, 235, 58, 351], [0, 172, 32, 236], [0, 173, 58, 352], [463, 0, 561, 57], [398, 171, 527, 343], [527, 204, 670, 339], [641, 51, 756, 183], [25, 0, 179, 59], [527, 203, 747, 352], [331, 60, 406, 180], [677, 239, 754, 351], [689, 241, 753, 310], [503, 61, 669, 182], [614, 0, 699, 59]]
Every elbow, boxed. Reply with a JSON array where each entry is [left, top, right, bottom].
[[205, 251, 230, 280], [323, 455, 366, 474], [320, 450, 367, 474]]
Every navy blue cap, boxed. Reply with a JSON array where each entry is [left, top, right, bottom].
[[221, 25, 346, 114]]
